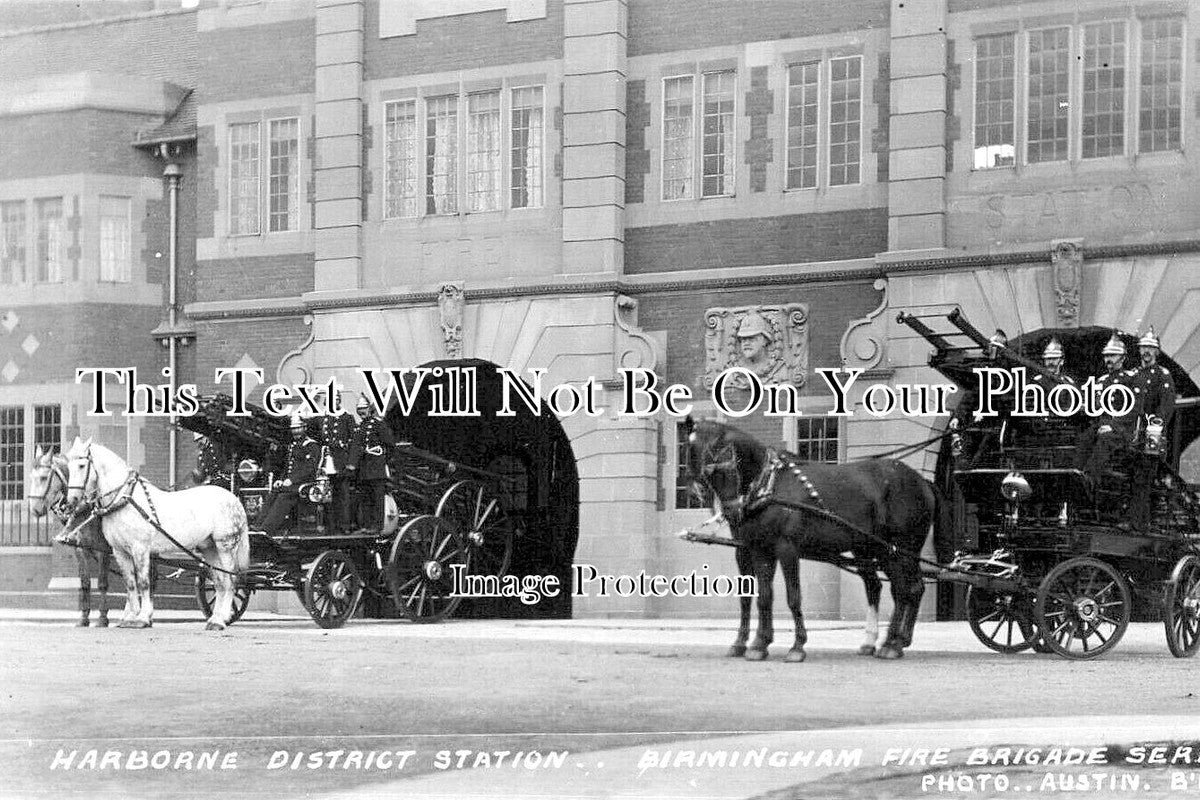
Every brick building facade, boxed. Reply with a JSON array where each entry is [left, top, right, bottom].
[[2, 0, 1199, 620]]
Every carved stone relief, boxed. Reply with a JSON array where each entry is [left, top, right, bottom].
[[703, 304, 808, 389], [437, 283, 465, 359], [1050, 239, 1082, 328]]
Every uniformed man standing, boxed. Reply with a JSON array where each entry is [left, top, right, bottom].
[[347, 395, 394, 531], [259, 413, 321, 535], [1033, 337, 1075, 387], [1074, 332, 1135, 485], [320, 406, 356, 532], [1126, 327, 1176, 530], [192, 432, 231, 486]]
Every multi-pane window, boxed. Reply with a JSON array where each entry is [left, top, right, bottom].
[[33, 405, 60, 457], [99, 195, 131, 282], [0, 407, 23, 501], [467, 91, 502, 213], [0, 201, 25, 284], [425, 95, 458, 215], [228, 122, 261, 235], [973, 34, 1016, 168], [34, 198, 63, 282], [385, 100, 419, 219], [828, 56, 862, 186], [268, 118, 299, 232], [794, 417, 839, 464], [510, 86, 544, 209], [1140, 17, 1183, 153], [1026, 28, 1072, 163], [662, 76, 695, 200], [701, 71, 735, 197], [786, 62, 820, 189], [675, 421, 707, 509], [1082, 22, 1126, 159]]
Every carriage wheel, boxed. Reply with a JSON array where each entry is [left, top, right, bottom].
[[195, 570, 252, 625], [434, 480, 514, 579], [1035, 557, 1131, 660], [302, 550, 364, 629], [966, 586, 1039, 654], [1164, 554, 1200, 658], [387, 515, 467, 623]]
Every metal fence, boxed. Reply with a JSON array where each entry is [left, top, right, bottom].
[[0, 499, 54, 546]]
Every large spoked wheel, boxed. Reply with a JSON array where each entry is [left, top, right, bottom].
[[387, 515, 467, 623], [966, 586, 1039, 654], [435, 480, 514, 579], [302, 550, 364, 629], [1036, 557, 1131, 660], [195, 570, 252, 625], [1164, 553, 1200, 658]]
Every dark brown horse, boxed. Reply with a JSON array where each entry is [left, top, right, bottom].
[[684, 418, 950, 661], [28, 448, 111, 627]]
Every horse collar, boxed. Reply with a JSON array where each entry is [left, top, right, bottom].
[[93, 470, 140, 516]]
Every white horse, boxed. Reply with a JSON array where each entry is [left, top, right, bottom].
[[63, 437, 249, 630], [28, 447, 113, 627]]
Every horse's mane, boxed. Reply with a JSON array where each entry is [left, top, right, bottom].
[[692, 419, 769, 494]]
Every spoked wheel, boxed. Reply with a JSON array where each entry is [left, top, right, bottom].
[[434, 480, 514, 579], [966, 586, 1039, 654], [1164, 553, 1200, 658], [1036, 557, 1131, 660], [302, 550, 364, 629], [195, 570, 252, 625], [387, 515, 467, 623]]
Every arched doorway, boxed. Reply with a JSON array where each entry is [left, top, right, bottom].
[[384, 359, 579, 618], [933, 326, 1200, 620]]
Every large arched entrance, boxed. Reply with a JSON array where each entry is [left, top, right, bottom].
[[384, 359, 579, 619]]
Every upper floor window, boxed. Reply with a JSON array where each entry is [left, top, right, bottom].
[[0, 200, 25, 285], [662, 75, 694, 200], [1140, 17, 1183, 153], [661, 71, 737, 201], [34, 197, 63, 282], [99, 195, 131, 282], [973, 17, 1183, 169], [973, 34, 1016, 168], [786, 62, 820, 189], [384, 85, 546, 220], [828, 56, 862, 186], [229, 117, 300, 235], [784, 55, 863, 189], [702, 71, 736, 196]]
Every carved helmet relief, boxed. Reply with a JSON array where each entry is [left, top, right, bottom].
[[703, 304, 809, 388]]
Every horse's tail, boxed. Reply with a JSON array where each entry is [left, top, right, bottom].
[[929, 480, 955, 567], [233, 513, 251, 574]]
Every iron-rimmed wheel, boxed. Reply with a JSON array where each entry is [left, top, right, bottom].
[[966, 586, 1039, 654], [1164, 553, 1200, 658], [1036, 556, 1131, 660], [195, 570, 252, 625], [435, 480, 514, 579], [387, 515, 467, 623], [302, 550, 364, 629]]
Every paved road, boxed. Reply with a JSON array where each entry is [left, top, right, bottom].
[[2, 612, 1198, 799]]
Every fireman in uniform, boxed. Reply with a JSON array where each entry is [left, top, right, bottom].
[[258, 413, 322, 535], [191, 432, 231, 486], [1033, 337, 1074, 387], [320, 404, 356, 532], [1075, 332, 1135, 487], [348, 394, 394, 531], [1126, 327, 1177, 530]]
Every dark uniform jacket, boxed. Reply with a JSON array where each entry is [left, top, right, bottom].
[[1096, 369, 1137, 433], [320, 413, 355, 472], [282, 436, 322, 489], [196, 437, 230, 484], [348, 416, 395, 481], [1131, 363, 1176, 426]]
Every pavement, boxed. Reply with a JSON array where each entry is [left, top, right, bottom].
[[7, 610, 1198, 799]]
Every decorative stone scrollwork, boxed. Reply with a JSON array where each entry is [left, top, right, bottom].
[[840, 279, 889, 372], [437, 284, 465, 359], [614, 295, 659, 374], [703, 304, 808, 389], [1051, 239, 1083, 328]]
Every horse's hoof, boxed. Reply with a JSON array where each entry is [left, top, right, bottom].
[[857, 644, 876, 657], [784, 648, 807, 663], [743, 649, 768, 662], [726, 645, 747, 658], [205, 622, 226, 632], [125, 620, 150, 629], [97, 618, 109, 628], [76, 619, 89, 628], [117, 620, 137, 628], [875, 646, 904, 660]]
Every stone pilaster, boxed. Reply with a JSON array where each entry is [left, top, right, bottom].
[[561, 0, 627, 275], [313, 0, 364, 291], [887, 0, 948, 252]]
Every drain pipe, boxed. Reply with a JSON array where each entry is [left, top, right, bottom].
[[164, 161, 182, 490]]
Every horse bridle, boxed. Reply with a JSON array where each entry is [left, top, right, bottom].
[[28, 458, 73, 520]]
